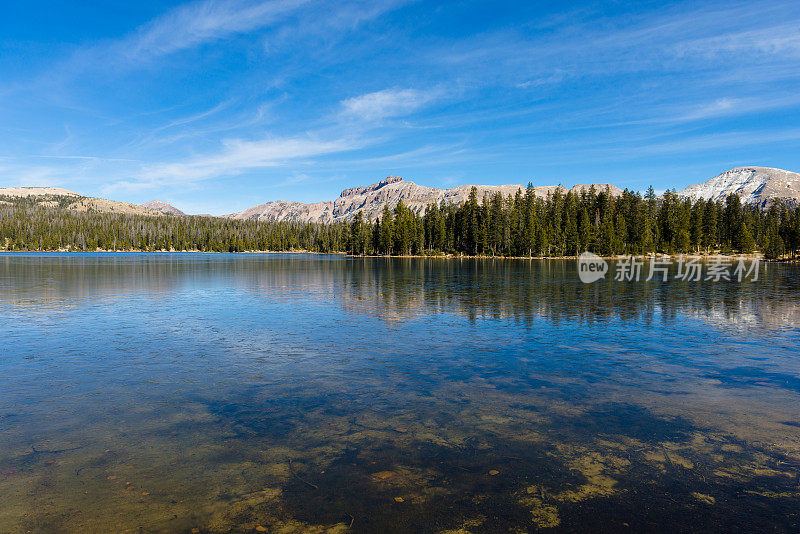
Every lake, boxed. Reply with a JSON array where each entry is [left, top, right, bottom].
[[1, 253, 799, 533]]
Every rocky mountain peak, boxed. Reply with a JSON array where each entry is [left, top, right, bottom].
[[339, 175, 406, 198], [141, 200, 186, 216], [228, 176, 625, 223], [677, 167, 800, 208]]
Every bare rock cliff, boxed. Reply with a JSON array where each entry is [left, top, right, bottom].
[[226, 177, 624, 223]]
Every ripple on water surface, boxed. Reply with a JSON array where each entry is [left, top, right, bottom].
[[0, 253, 799, 532]]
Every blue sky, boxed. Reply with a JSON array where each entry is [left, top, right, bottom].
[[1, 0, 799, 214]]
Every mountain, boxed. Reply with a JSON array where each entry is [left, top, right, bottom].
[[226, 176, 624, 223], [141, 200, 186, 216], [0, 187, 164, 217], [10, 167, 796, 223], [677, 167, 800, 208], [0, 186, 82, 198]]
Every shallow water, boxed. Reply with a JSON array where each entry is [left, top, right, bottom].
[[0, 253, 799, 533]]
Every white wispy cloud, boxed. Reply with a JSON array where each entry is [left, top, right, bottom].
[[674, 23, 800, 59], [627, 128, 800, 157], [105, 135, 359, 192], [519, 128, 800, 163], [516, 70, 568, 89], [151, 100, 233, 132], [56, 0, 413, 78], [5, 0, 800, 203], [19, 0, 312, 89], [118, 0, 311, 62], [34, 155, 139, 162], [340, 89, 437, 121], [101, 85, 437, 193], [588, 93, 800, 129], [0, 161, 87, 188], [430, 1, 800, 89], [682, 98, 739, 120]]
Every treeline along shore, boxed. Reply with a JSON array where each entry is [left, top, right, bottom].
[[2, 185, 799, 258]]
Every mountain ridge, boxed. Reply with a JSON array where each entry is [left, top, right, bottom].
[[141, 200, 186, 216], [4, 166, 799, 221], [0, 187, 164, 217], [225, 176, 624, 223], [677, 166, 800, 208]]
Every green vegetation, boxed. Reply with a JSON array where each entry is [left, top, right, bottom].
[[0, 195, 348, 253], [356, 186, 799, 258], [2, 187, 799, 258]]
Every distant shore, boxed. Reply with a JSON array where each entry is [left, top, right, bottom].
[[0, 248, 330, 255], [1, 249, 796, 261], [345, 253, 796, 262]]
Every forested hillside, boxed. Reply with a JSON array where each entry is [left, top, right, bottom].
[[0, 195, 348, 253], [353, 186, 798, 258], [2, 185, 799, 258]]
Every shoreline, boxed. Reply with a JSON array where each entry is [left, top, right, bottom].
[[0, 249, 333, 255], [0, 249, 796, 261]]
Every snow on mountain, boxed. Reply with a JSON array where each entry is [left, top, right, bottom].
[[678, 167, 800, 207]]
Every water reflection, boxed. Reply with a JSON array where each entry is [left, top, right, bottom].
[[3, 254, 798, 328], [335, 258, 800, 329], [0, 253, 799, 533]]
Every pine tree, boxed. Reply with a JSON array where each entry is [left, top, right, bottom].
[[379, 205, 394, 254], [599, 195, 616, 255], [735, 219, 755, 253], [464, 187, 480, 255], [578, 205, 592, 253], [702, 200, 718, 253], [563, 192, 579, 256], [349, 211, 365, 255], [393, 199, 411, 255]]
